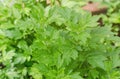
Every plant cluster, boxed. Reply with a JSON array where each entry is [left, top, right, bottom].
[[0, 0, 120, 79]]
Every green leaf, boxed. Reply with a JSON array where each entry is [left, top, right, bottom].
[[88, 55, 106, 70], [4, 29, 22, 39], [30, 66, 43, 79], [71, 72, 83, 79], [12, 7, 21, 19], [17, 40, 28, 50], [2, 50, 15, 61]]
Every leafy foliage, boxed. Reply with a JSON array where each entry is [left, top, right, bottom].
[[0, 0, 120, 79]]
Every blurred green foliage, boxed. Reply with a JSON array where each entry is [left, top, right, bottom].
[[0, 0, 120, 79]]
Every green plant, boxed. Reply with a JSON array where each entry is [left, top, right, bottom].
[[0, 0, 120, 79]]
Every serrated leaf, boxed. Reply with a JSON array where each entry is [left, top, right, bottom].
[[88, 55, 106, 70]]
